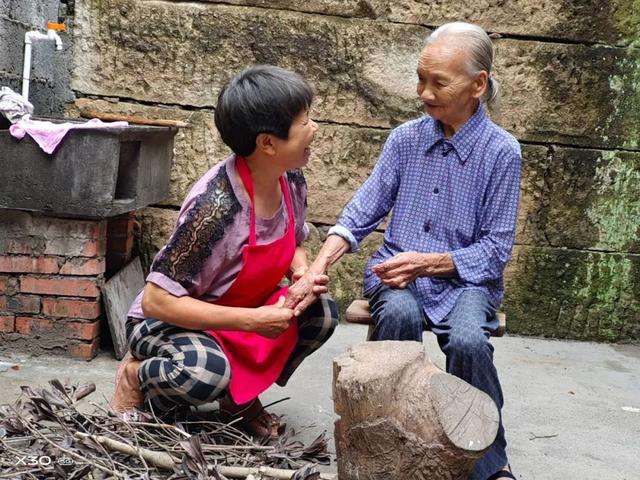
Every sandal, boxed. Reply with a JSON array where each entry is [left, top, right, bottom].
[[487, 465, 516, 480], [219, 396, 281, 441]]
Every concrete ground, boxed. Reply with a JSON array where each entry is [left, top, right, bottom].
[[1, 324, 639, 479]]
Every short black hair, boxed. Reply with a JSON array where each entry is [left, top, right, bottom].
[[214, 65, 314, 157]]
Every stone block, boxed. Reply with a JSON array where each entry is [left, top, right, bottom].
[[305, 125, 385, 224], [195, 0, 640, 46], [73, 0, 640, 150], [503, 245, 639, 341], [518, 145, 640, 253]]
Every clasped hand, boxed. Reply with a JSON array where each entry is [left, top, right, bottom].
[[284, 268, 329, 316], [373, 251, 446, 289], [252, 270, 329, 339]]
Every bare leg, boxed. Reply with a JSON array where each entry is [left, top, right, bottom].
[[109, 353, 144, 413]]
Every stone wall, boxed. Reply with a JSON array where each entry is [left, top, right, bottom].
[[65, 0, 638, 341]]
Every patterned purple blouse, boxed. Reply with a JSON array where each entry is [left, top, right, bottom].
[[127, 155, 309, 319]]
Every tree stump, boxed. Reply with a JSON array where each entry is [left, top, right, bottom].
[[333, 341, 499, 480]]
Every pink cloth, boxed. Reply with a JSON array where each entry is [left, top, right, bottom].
[[10, 118, 129, 154]]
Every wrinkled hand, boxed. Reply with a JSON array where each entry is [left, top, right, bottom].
[[284, 269, 330, 316], [372, 252, 427, 289], [252, 296, 294, 339]]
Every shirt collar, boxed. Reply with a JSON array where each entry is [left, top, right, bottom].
[[424, 103, 488, 164]]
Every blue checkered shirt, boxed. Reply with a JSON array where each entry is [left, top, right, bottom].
[[329, 104, 522, 323]]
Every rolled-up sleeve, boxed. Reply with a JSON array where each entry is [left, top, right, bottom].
[[451, 145, 522, 284], [331, 129, 402, 252]]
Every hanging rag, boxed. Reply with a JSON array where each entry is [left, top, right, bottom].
[[0, 87, 33, 123], [9, 117, 129, 154]]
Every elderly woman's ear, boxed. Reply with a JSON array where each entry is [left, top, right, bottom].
[[472, 70, 489, 100]]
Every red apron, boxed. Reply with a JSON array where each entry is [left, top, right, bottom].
[[205, 156, 298, 405]]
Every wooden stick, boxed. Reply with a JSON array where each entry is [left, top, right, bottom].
[[215, 465, 336, 479], [75, 432, 337, 479], [79, 109, 189, 127], [74, 432, 178, 469]]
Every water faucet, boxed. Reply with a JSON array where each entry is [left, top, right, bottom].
[[21, 22, 66, 104]]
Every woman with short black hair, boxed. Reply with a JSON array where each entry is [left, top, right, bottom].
[[110, 65, 338, 440]]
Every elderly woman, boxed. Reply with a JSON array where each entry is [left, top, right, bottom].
[[300, 23, 521, 480], [110, 65, 338, 440]]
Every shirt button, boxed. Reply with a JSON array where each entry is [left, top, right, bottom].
[[423, 222, 431, 233], [433, 187, 439, 194]]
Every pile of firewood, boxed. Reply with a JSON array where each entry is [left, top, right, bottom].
[[0, 379, 334, 480]]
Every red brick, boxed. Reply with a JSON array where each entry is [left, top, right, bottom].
[[20, 276, 100, 297], [108, 235, 134, 255], [38, 217, 104, 240], [6, 295, 41, 314], [0, 295, 6, 311], [108, 215, 135, 238], [0, 276, 18, 295], [43, 298, 101, 319], [59, 258, 106, 276], [90, 221, 108, 240], [44, 237, 106, 258], [15, 316, 54, 335], [80, 238, 106, 257], [0, 255, 59, 274], [66, 320, 101, 340], [68, 337, 100, 360], [1, 238, 45, 255], [0, 315, 14, 332]]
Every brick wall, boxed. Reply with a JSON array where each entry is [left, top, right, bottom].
[[0, 210, 106, 359]]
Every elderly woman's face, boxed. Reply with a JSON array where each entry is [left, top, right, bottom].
[[416, 42, 483, 126]]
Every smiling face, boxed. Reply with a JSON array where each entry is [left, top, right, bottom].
[[416, 41, 487, 133], [269, 109, 318, 170]]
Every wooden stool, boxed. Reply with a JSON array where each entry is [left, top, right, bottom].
[[345, 299, 506, 340]]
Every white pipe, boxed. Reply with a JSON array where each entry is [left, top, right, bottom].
[[21, 29, 63, 103]]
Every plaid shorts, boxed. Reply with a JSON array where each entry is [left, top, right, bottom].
[[125, 294, 338, 413]]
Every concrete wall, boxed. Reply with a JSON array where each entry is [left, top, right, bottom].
[[0, 0, 74, 117], [50, 0, 640, 341]]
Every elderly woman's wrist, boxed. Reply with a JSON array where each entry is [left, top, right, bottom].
[[289, 265, 309, 281], [418, 252, 455, 277]]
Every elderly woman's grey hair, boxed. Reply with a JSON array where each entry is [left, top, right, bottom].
[[426, 22, 500, 106]]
